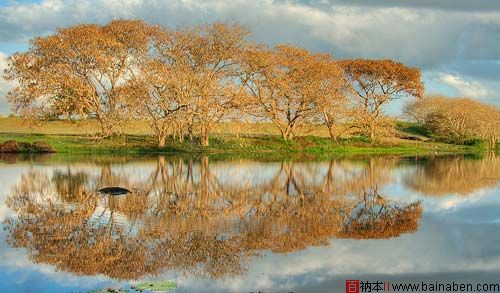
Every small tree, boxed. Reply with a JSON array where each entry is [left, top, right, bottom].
[[341, 59, 424, 139]]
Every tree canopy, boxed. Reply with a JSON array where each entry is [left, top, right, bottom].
[[341, 59, 424, 138], [5, 20, 497, 147]]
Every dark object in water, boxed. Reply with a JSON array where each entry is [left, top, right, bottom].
[[98, 187, 131, 195]]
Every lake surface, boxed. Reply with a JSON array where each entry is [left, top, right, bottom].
[[0, 153, 499, 292]]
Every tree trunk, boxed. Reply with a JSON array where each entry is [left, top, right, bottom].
[[158, 135, 166, 148], [188, 124, 194, 141], [280, 130, 288, 141], [369, 120, 375, 140], [100, 121, 114, 138], [200, 125, 209, 147], [280, 130, 291, 141], [280, 125, 294, 141], [327, 125, 339, 142]]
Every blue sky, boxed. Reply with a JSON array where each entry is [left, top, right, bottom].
[[0, 0, 499, 115]]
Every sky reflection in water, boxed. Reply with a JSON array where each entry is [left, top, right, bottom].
[[0, 154, 499, 292]]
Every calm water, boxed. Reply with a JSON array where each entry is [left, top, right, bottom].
[[0, 153, 499, 292]]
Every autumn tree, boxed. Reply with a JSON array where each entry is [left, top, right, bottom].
[[242, 45, 346, 141], [315, 64, 352, 141], [3, 20, 152, 137], [170, 23, 250, 147], [125, 27, 193, 147], [132, 22, 251, 147], [340, 59, 424, 139], [404, 95, 500, 146], [476, 105, 500, 148], [127, 61, 181, 147], [403, 96, 433, 125]]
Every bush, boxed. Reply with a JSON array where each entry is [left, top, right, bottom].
[[0, 140, 20, 153], [0, 140, 56, 153], [33, 141, 56, 153]]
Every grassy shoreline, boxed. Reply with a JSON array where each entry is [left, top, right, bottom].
[[0, 117, 490, 158], [0, 132, 483, 158]]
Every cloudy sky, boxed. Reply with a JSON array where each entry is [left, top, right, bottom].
[[0, 0, 499, 115]]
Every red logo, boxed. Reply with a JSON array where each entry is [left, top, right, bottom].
[[346, 280, 360, 293]]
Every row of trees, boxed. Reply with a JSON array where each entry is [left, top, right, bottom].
[[404, 96, 500, 147], [4, 20, 425, 146]]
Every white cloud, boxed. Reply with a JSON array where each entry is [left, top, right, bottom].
[[0, 0, 499, 68], [1, 0, 500, 113], [439, 73, 492, 98]]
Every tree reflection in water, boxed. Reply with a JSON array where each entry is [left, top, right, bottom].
[[404, 153, 500, 196], [4, 156, 423, 280]]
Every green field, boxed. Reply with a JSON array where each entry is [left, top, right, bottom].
[[0, 117, 483, 157]]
